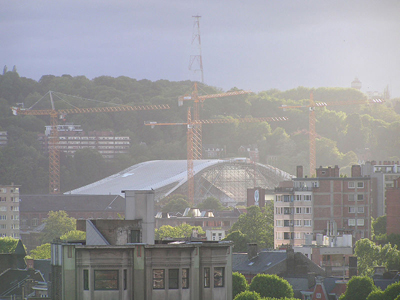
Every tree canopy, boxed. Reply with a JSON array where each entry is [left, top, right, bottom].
[[248, 274, 294, 299], [155, 224, 205, 240], [229, 205, 274, 249], [233, 272, 248, 298], [196, 197, 225, 211], [339, 276, 377, 300], [0, 72, 398, 193], [40, 210, 76, 243], [30, 243, 51, 259], [0, 237, 19, 253]]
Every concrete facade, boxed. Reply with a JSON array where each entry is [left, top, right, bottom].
[[0, 184, 20, 238], [50, 190, 233, 300]]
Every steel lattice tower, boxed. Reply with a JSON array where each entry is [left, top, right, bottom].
[[189, 15, 204, 83]]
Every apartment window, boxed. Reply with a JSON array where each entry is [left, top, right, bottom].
[[182, 269, 189, 289], [83, 270, 89, 290], [204, 267, 210, 288], [348, 182, 355, 188], [295, 232, 302, 239], [304, 207, 312, 214], [358, 207, 364, 213], [295, 207, 301, 214], [153, 269, 165, 289], [169, 269, 179, 289], [276, 195, 282, 202], [130, 230, 140, 243], [284, 232, 294, 239], [0, 215, 6, 220], [348, 219, 356, 226], [357, 194, 364, 201], [304, 195, 312, 201], [0, 224, 6, 229], [294, 220, 301, 227], [349, 207, 355, 213], [276, 220, 283, 227], [0, 206, 6, 211], [348, 194, 355, 201], [304, 220, 312, 227], [283, 195, 291, 202], [296, 195, 302, 201], [214, 267, 224, 288], [94, 270, 119, 290], [10, 206, 19, 211], [284, 207, 293, 215], [10, 224, 19, 230], [0, 197, 5, 202], [357, 182, 364, 188], [357, 219, 365, 226], [284, 220, 293, 227]]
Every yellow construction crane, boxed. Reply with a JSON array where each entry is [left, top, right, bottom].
[[146, 107, 288, 205], [13, 91, 170, 194], [281, 92, 384, 176]]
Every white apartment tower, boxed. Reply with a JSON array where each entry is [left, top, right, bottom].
[[0, 184, 20, 238]]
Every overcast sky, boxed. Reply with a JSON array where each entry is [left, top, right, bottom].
[[2, 0, 399, 97]]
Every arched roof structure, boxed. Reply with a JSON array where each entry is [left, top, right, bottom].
[[67, 159, 294, 205]]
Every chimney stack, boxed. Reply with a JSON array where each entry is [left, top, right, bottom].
[[247, 243, 258, 260], [296, 166, 303, 178]]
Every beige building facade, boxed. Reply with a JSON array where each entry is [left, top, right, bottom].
[[0, 184, 20, 238]]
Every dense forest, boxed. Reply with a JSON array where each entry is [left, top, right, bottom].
[[0, 68, 399, 194]]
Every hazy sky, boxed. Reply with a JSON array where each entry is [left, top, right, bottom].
[[2, 0, 399, 97]]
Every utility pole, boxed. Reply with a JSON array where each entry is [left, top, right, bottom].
[[189, 15, 204, 83]]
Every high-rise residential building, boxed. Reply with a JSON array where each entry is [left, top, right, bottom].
[[0, 184, 20, 238], [361, 160, 400, 217], [386, 177, 400, 235], [274, 165, 373, 248], [38, 124, 130, 160]]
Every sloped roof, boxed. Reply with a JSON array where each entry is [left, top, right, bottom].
[[0, 269, 44, 296], [20, 194, 125, 212], [233, 251, 287, 274], [67, 159, 224, 196]]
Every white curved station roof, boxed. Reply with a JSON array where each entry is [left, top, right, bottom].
[[67, 159, 225, 197]]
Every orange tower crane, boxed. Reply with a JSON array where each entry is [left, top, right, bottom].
[[13, 91, 170, 194], [178, 83, 252, 160], [281, 92, 385, 176], [146, 108, 288, 204]]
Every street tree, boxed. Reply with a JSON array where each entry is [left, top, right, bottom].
[[223, 231, 249, 253], [155, 224, 205, 240], [232, 272, 248, 298], [234, 291, 262, 300], [197, 197, 225, 211], [339, 276, 377, 300], [41, 210, 76, 243], [60, 230, 86, 241], [249, 274, 294, 299], [161, 198, 190, 213], [30, 243, 51, 259], [0, 237, 19, 253], [230, 205, 274, 248]]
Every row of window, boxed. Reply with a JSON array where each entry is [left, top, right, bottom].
[[348, 219, 365, 226], [0, 206, 19, 211], [0, 188, 18, 193], [0, 233, 20, 238], [276, 232, 312, 240], [348, 181, 364, 188], [275, 207, 312, 215], [348, 206, 364, 213], [348, 194, 364, 201], [152, 267, 225, 290], [0, 215, 19, 220], [276, 219, 312, 227], [276, 195, 312, 202], [0, 224, 19, 229], [0, 197, 18, 202]]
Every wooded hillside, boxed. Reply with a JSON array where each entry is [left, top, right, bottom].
[[1, 70, 399, 194]]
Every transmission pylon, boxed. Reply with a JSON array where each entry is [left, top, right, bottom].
[[189, 15, 204, 83]]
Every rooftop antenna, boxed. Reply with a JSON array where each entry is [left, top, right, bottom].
[[189, 15, 204, 83]]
